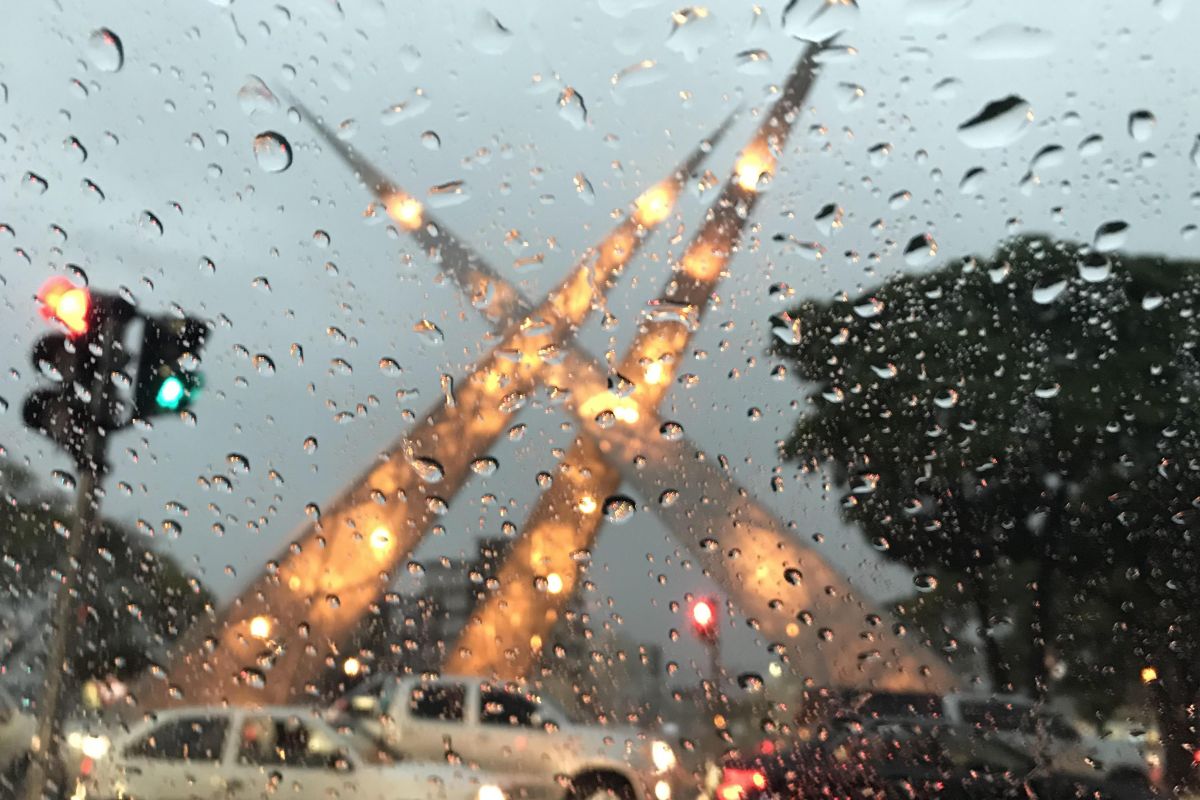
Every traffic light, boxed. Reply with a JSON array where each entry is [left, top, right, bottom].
[[690, 597, 718, 643], [24, 278, 135, 460], [134, 316, 208, 417]]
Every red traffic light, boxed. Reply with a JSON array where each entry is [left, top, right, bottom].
[[38, 277, 90, 336], [690, 598, 717, 641]]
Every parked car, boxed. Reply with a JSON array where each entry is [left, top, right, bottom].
[[0, 686, 35, 787], [842, 690, 1154, 789], [334, 674, 683, 800], [67, 705, 538, 800]]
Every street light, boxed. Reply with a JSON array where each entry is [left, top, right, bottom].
[[249, 615, 272, 640]]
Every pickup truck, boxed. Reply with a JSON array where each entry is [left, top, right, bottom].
[[333, 674, 683, 800]]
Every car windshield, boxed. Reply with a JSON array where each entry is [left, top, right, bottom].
[[3, 3, 1196, 799]]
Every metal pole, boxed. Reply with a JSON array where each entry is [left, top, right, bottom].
[[21, 315, 115, 800]]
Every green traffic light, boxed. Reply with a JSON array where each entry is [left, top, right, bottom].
[[155, 376, 186, 410]]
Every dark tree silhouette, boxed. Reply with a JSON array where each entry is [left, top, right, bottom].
[[774, 235, 1200, 792]]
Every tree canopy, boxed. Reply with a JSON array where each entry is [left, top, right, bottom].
[[773, 235, 1200, 789]]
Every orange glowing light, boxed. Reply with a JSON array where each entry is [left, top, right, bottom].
[[249, 615, 272, 640], [369, 525, 394, 553], [644, 361, 664, 385], [343, 657, 361, 677], [681, 244, 723, 281], [38, 277, 90, 336], [578, 495, 598, 514], [1141, 666, 1158, 684], [734, 142, 775, 192], [387, 195, 423, 229], [634, 184, 675, 226], [692, 599, 714, 627], [545, 572, 564, 594]]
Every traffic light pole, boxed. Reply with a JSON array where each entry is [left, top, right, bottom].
[[21, 319, 115, 800]]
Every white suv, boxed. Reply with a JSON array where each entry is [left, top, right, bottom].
[[66, 705, 536, 800]]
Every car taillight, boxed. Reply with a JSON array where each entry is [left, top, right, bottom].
[[718, 783, 744, 800], [719, 767, 767, 800]]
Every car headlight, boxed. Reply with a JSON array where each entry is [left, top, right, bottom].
[[477, 784, 507, 800], [652, 740, 676, 773], [81, 735, 111, 759]]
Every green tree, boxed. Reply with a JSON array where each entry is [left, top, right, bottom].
[[773, 235, 1200, 792], [0, 460, 213, 703]]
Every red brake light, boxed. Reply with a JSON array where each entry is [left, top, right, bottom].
[[79, 756, 94, 777]]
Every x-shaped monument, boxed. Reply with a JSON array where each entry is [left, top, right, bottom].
[[137, 41, 955, 710]]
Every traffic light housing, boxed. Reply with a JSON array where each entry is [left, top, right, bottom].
[[690, 597, 718, 643], [24, 278, 136, 460], [134, 316, 208, 417]]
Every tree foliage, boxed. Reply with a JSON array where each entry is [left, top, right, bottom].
[[774, 235, 1200, 788], [0, 460, 213, 698]]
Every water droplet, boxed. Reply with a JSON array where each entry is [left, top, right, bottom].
[[1032, 278, 1068, 305], [603, 495, 637, 524], [933, 388, 959, 408], [784, 567, 803, 586], [903, 233, 938, 266], [302, 437, 318, 454], [253, 354, 276, 375], [1190, 136, 1200, 169], [611, 60, 665, 102], [471, 10, 513, 55], [52, 470, 76, 490], [814, 203, 843, 235], [24, 172, 49, 194], [969, 24, 1054, 60], [252, 131, 292, 173], [735, 49, 772, 75], [62, 136, 87, 164], [660, 421, 685, 441], [87, 28, 124, 72], [1142, 292, 1164, 311], [139, 210, 163, 237], [913, 573, 939, 593], [379, 357, 402, 375], [1077, 253, 1111, 283], [959, 166, 985, 194], [1128, 110, 1156, 142], [666, 7, 719, 62], [659, 489, 679, 507], [226, 453, 250, 474], [1030, 144, 1064, 172], [237, 76, 280, 116], [557, 87, 587, 129], [957, 95, 1033, 149], [781, 0, 860, 41], [1093, 220, 1129, 253], [932, 76, 961, 101], [380, 90, 432, 126], [413, 319, 444, 345], [738, 673, 765, 692], [421, 130, 441, 150], [1078, 134, 1103, 158], [410, 456, 445, 483], [470, 457, 498, 476]]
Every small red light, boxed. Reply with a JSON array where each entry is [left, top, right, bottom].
[[692, 600, 714, 627], [79, 756, 94, 776], [37, 277, 90, 336], [759, 740, 775, 755]]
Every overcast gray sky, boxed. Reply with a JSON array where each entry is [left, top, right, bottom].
[[2, 0, 1197, 681]]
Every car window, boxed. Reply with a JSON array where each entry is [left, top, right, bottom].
[[125, 717, 228, 762], [480, 687, 539, 727], [237, 715, 347, 770], [408, 684, 465, 722]]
